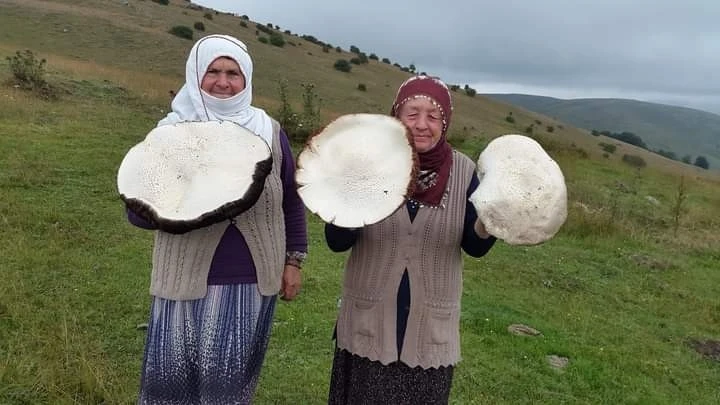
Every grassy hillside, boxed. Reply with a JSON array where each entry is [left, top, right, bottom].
[[485, 94, 720, 171], [1, 0, 719, 404]]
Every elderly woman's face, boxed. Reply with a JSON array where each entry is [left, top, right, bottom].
[[397, 97, 443, 153], [201, 57, 246, 98]]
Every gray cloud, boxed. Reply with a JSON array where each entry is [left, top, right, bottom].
[[197, 0, 720, 113]]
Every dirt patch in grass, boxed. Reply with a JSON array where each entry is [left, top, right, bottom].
[[688, 339, 720, 362]]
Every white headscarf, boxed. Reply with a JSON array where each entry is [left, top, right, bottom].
[[158, 34, 273, 149]]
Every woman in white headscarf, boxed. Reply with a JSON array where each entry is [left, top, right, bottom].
[[127, 34, 308, 404]]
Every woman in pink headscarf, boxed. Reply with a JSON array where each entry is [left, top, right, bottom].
[[324, 75, 496, 404]]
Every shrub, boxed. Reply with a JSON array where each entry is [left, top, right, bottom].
[[193, 21, 205, 31], [169, 25, 193, 40], [276, 80, 322, 143], [357, 83, 367, 91], [449, 85, 460, 92], [505, 112, 515, 123], [599, 142, 616, 154], [694, 156, 710, 169], [240, 21, 248, 28], [151, 0, 169, 5], [335, 46, 342, 53], [622, 154, 646, 168], [525, 125, 534, 134], [382, 58, 391, 64], [269, 32, 285, 47], [349, 45, 360, 54], [463, 84, 476, 97], [334, 59, 352, 72], [369, 53, 378, 60], [203, 12, 213, 20], [6, 49, 47, 89], [5, 49, 57, 99], [656, 149, 677, 160], [256, 24, 272, 35], [240, 14, 249, 20], [349, 57, 362, 65], [322, 45, 330, 53], [258, 37, 268, 44], [276, 80, 298, 137], [546, 125, 554, 133], [299, 83, 321, 137]]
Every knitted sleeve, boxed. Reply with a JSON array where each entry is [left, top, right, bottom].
[[126, 207, 157, 230], [461, 173, 496, 257], [279, 129, 308, 253]]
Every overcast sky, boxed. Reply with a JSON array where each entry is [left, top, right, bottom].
[[196, 0, 720, 114]]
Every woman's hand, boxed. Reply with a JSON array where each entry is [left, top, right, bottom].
[[280, 264, 302, 301], [474, 218, 492, 239]]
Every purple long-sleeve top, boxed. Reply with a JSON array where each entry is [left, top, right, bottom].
[[127, 129, 308, 285]]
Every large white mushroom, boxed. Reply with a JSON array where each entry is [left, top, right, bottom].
[[117, 120, 272, 234], [469, 134, 567, 245], [296, 113, 417, 228]]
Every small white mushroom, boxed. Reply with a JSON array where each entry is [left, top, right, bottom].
[[469, 134, 567, 245]]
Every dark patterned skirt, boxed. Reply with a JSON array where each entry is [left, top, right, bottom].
[[328, 348, 454, 405], [137, 284, 276, 405]]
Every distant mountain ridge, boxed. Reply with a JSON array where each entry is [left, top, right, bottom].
[[484, 94, 720, 170]]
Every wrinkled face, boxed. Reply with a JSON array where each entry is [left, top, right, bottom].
[[397, 97, 443, 153], [201, 57, 246, 98]]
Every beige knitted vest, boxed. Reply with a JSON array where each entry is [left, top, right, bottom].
[[336, 150, 474, 369], [149, 121, 285, 300]]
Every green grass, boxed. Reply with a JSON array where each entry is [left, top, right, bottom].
[[1, 0, 720, 403], [1, 74, 719, 405]]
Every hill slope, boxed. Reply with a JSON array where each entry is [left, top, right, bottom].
[[485, 94, 720, 170], [1, 1, 720, 404]]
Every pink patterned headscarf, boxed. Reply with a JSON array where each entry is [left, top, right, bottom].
[[391, 75, 454, 206]]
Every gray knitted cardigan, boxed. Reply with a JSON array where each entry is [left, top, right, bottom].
[[336, 151, 474, 369], [149, 122, 285, 300]]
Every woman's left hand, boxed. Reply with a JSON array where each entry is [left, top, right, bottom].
[[280, 265, 302, 301]]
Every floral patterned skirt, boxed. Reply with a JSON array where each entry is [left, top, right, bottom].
[[328, 348, 454, 405]]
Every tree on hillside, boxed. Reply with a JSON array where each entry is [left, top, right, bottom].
[[681, 155, 692, 164], [694, 156, 710, 169]]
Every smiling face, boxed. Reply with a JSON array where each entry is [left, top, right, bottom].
[[200, 57, 246, 98], [397, 97, 444, 153]]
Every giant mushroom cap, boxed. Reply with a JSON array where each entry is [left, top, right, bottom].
[[296, 113, 417, 228], [117, 120, 272, 234], [469, 134, 567, 245]]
